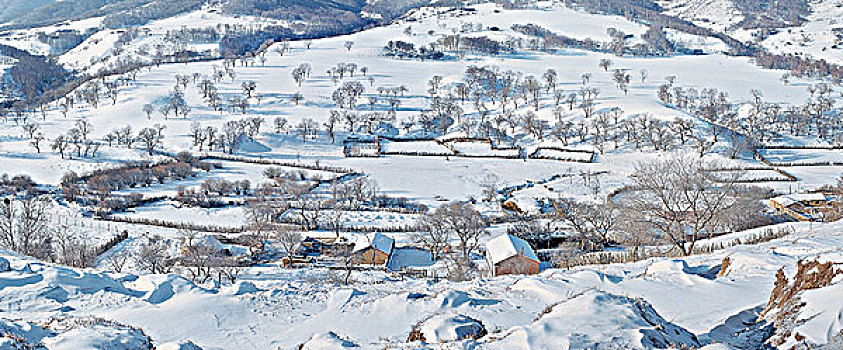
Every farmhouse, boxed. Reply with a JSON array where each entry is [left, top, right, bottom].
[[353, 232, 394, 265], [485, 234, 540, 276], [769, 193, 831, 222]]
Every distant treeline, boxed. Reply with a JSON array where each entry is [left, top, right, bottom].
[[0, 44, 73, 104]]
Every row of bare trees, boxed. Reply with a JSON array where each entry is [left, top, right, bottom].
[[406, 153, 768, 282], [0, 196, 99, 267]]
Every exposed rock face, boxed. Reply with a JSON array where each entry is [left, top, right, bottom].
[[761, 260, 842, 349]]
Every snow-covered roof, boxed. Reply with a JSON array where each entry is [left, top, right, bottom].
[[386, 247, 434, 271], [485, 234, 539, 265], [352, 232, 394, 255], [771, 193, 827, 207], [770, 196, 797, 207], [788, 193, 827, 202]]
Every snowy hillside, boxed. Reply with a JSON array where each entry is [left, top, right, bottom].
[[0, 1, 841, 349], [0, 220, 840, 348]]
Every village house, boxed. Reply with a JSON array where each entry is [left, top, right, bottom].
[[353, 232, 394, 265], [485, 234, 540, 276], [769, 193, 832, 222]]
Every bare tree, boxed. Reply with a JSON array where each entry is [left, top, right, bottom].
[[242, 81, 257, 98], [22, 122, 40, 139], [0, 196, 53, 259], [30, 133, 45, 153], [414, 212, 451, 262], [419, 202, 487, 280], [619, 154, 745, 256], [338, 243, 359, 285], [479, 173, 500, 202], [53, 224, 97, 268], [599, 59, 613, 71], [579, 88, 599, 118], [543, 69, 558, 92], [273, 224, 302, 260], [137, 235, 173, 274], [291, 92, 304, 105], [243, 198, 278, 259], [104, 248, 133, 273], [52, 135, 69, 159], [138, 126, 165, 155], [76, 119, 93, 140], [552, 198, 595, 249], [581, 73, 592, 85], [179, 230, 222, 284]]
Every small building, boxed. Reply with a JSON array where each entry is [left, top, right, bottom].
[[769, 193, 831, 222], [342, 136, 381, 157], [353, 232, 394, 265], [485, 234, 540, 276]]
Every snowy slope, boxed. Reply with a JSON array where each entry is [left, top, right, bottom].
[[1, 220, 841, 349], [657, 0, 745, 33], [760, 0, 843, 64]]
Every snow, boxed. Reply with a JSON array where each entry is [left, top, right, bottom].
[[140, 274, 204, 305], [157, 340, 204, 350], [463, 3, 648, 43], [771, 193, 827, 207], [380, 140, 453, 156], [785, 281, 843, 347], [299, 331, 359, 349], [42, 323, 151, 350], [657, 0, 745, 33], [387, 247, 434, 271], [414, 314, 485, 343], [0, 0, 834, 206], [760, 0, 843, 65], [450, 141, 519, 157], [666, 29, 730, 54], [485, 234, 538, 265], [485, 290, 700, 349], [112, 201, 248, 229], [316, 210, 419, 230], [352, 232, 394, 255], [0, 1, 842, 348], [760, 148, 843, 166], [0, 219, 840, 348]]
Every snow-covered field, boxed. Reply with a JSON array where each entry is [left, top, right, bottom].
[[1, 1, 835, 206], [761, 148, 843, 166], [759, 0, 843, 65]]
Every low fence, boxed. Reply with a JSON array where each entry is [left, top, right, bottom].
[[547, 227, 793, 269]]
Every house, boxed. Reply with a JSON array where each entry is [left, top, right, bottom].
[[769, 193, 831, 222], [485, 234, 540, 276], [353, 232, 394, 265]]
